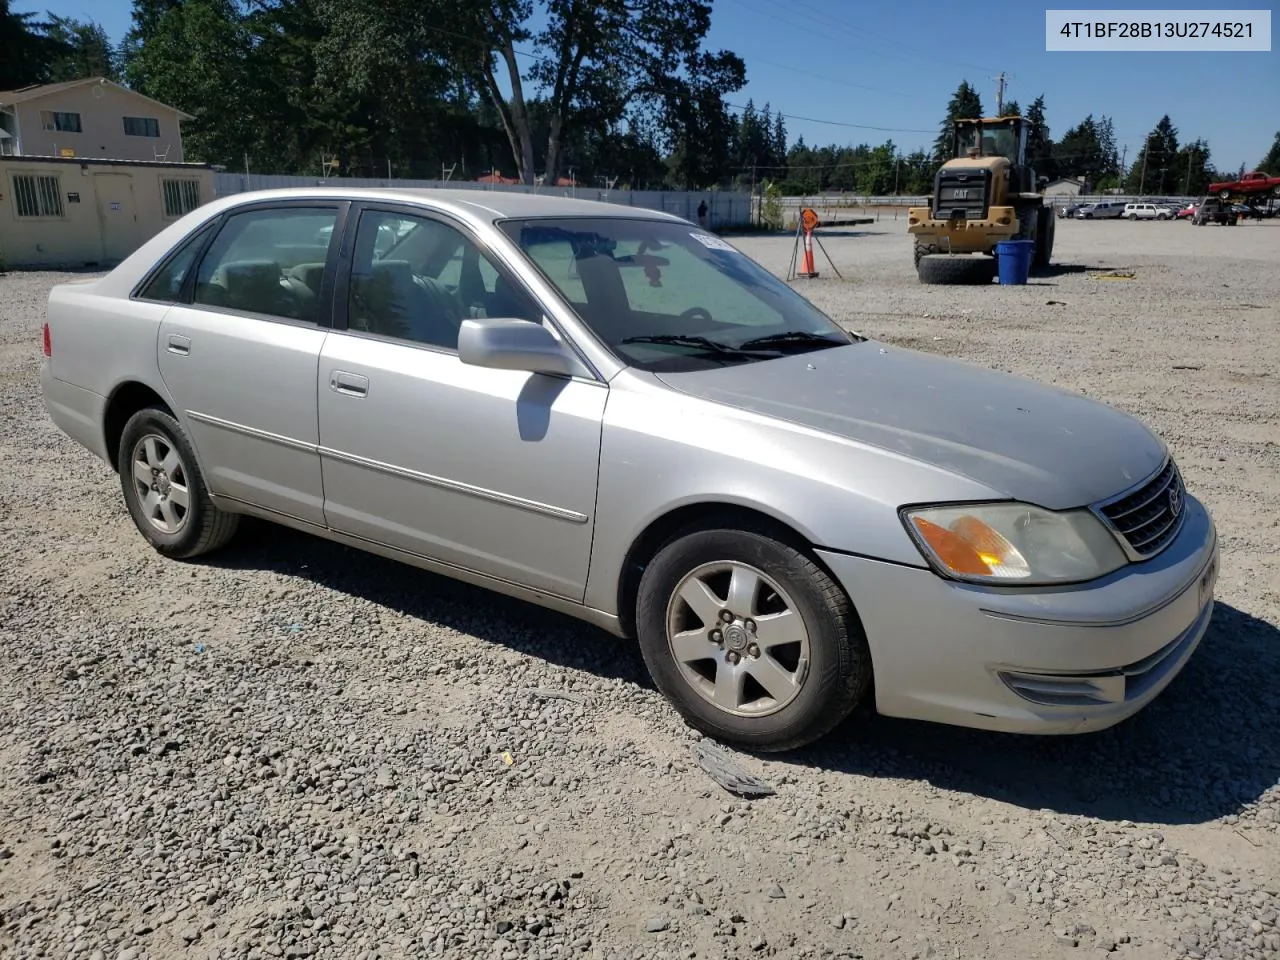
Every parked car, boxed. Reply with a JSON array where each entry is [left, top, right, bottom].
[[1176, 203, 1198, 219], [39, 188, 1219, 751], [1057, 202, 1084, 218], [1193, 197, 1241, 225], [1077, 201, 1126, 219], [1123, 202, 1173, 220]]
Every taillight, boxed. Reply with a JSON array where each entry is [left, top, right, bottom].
[[42, 322, 52, 357]]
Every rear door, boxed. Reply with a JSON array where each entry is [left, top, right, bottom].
[[156, 200, 347, 524]]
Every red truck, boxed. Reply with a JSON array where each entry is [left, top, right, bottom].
[[1207, 170, 1280, 198]]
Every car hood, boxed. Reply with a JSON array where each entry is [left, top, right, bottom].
[[654, 342, 1167, 510]]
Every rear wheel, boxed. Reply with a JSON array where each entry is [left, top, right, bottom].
[[1033, 206, 1055, 270], [917, 253, 995, 285], [118, 407, 239, 559], [636, 525, 872, 752]]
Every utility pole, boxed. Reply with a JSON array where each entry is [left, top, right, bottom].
[[1184, 146, 1194, 195], [1120, 144, 1128, 184], [1138, 137, 1150, 196], [994, 72, 1009, 115]]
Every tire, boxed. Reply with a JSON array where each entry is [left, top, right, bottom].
[[916, 253, 995, 285], [1033, 207, 1055, 270], [912, 241, 930, 269], [117, 406, 240, 559], [635, 525, 872, 752], [1127, 213, 1137, 220]]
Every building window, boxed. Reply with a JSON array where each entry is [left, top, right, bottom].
[[39, 110, 82, 133], [12, 174, 64, 217], [161, 179, 202, 218], [123, 116, 160, 138]]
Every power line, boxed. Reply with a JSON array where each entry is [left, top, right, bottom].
[[725, 101, 934, 135]]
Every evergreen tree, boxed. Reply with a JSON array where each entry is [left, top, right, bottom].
[[1124, 115, 1180, 194], [1024, 94, 1055, 181], [933, 80, 982, 161]]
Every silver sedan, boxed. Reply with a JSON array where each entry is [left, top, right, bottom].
[[40, 188, 1218, 751]]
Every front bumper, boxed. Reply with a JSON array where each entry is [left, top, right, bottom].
[[907, 205, 1019, 253], [817, 494, 1218, 734]]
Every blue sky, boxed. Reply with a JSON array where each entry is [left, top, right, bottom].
[[15, 0, 1278, 173]]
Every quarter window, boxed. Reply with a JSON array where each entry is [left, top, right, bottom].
[[12, 174, 63, 217], [346, 210, 540, 350], [192, 207, 338, 323], [123, 116, 160, 138], [137, 222, 215, 302]]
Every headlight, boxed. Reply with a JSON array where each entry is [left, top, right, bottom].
[[901, 502, 1128, 586]]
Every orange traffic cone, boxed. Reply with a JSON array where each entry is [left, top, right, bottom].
[[799, 228, 818, 278]]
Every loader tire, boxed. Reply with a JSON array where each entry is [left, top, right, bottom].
[[917, 254, 995, 285]]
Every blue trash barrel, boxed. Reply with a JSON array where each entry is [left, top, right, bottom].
[[994, 240, 1035, 285]]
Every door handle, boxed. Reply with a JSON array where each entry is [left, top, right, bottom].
[[166, 334, 191, 356], [329, 370, 369, 398]]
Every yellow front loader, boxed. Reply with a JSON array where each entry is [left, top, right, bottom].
[[908, 116, 1054, 284]]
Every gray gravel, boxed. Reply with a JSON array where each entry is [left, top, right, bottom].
[[1, 217, 1278, 960]]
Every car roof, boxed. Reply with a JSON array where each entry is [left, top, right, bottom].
[[208, 186, 689, 225]]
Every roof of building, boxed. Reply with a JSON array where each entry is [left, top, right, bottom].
[[0, 77, 195, 121]]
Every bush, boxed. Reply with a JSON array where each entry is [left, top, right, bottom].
[[761, 181, 784, 230]]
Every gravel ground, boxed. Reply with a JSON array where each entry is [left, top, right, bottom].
[[1, 216, 1277, 960]]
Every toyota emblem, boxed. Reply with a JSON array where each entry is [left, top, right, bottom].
[[1168, 482, 1183, 517]]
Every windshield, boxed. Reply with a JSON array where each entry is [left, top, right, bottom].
[[498, 217, 860, 372], [957, 124, 1018, 160]]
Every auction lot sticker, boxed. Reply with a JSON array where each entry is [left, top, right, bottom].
[[1046, 9, 1271, 51]]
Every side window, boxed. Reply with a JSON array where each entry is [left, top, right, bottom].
[[136, 222, 215, 302], [192, 207, 338, 323], [346, 210, 541, 350]]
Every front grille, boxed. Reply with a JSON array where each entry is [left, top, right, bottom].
[[932, 168, 991, 220], [1096, 459, 1186, 559]]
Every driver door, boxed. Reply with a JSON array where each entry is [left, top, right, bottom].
[[316, 205, 608, 600]]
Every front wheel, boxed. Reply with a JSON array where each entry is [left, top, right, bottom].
[[636, 525, 872, 752], [118, 407, 240, 559]]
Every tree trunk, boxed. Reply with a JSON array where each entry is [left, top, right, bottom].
[[544, 113, 564, 185]]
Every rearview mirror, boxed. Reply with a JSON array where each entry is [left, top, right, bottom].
[[457, 317, 574, 377]]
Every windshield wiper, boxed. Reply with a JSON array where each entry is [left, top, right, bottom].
[[619, 333, 748, 355], [736, 330, 849, 351]]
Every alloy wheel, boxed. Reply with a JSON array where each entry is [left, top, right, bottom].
[[130, 433, 191, 534], [665, 561, 812, 718]]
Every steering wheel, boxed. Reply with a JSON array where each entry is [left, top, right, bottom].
[[680, 306, 714, 323]]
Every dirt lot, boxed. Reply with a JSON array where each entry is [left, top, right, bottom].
[[1, 216, 1277, 960]]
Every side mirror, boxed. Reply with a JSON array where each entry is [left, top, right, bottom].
[[457, 317, 574, 377]]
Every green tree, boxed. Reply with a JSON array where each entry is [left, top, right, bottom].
[[1257, 131, 1280, 174], [1124, 115, 1180, 195], [44, 15, 116, 81], [1003, 99, 1020, 117], [1176, 138, 1214, 195], [122, 0, 256, 167], [770, 110, 787, 178], [0, 0, 67, 88], [1024, 94, 1054, 182], [1054, 115, 1114, 189], [901, 148, 934, 194], [933, 80, 982, 161]]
